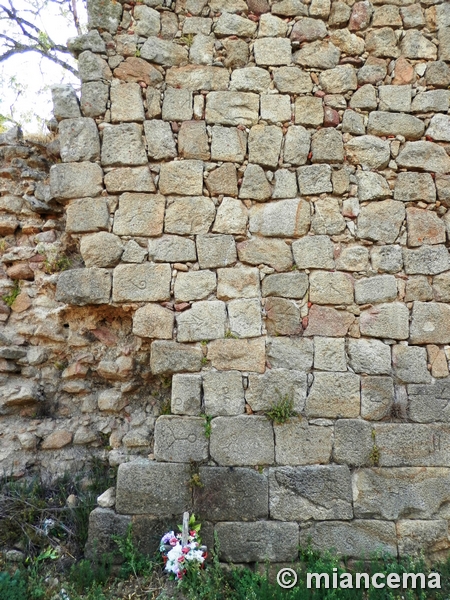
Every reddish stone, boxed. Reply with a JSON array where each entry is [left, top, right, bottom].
[[175, 302, 190, 312], [11, 292, 32, 313], [392, 56, 415, 85], [90, 327, 118, 346], [340, 56, 364, 67], [323, 107, 340, 127], [349, 1, 373, 31], [114, 57, 163, 86], [6, 263, 34, 280], [41, 430, 73, 450], [304, 305, 355, 337], [248, 0, 270, 14]]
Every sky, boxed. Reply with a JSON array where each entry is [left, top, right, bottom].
[[0, 0, 87, 133]]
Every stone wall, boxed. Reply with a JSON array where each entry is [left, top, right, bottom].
[[3, 0, 450, 561]]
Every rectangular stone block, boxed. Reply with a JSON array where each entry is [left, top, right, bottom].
[[309, 271, 354, 305], [104, 167, 155, 193], [207, 338, 266, 373], [113, 193, 165, 236], [314, 337, 346, 372], [150, 341, 203, 374], [215, 521, 299, 563], [353, 467, 450, 521], [299, 521, 397, 558], [249, 198, 310, 238], [237, 237, 293, 272], [165, 196, 216, 235], [245, 369, 307, 413], [408, 380, 450, 423], [410, 301, 450, 344], [166, 65, 230, 91], [110, 82, 145, 122], [361, 376, 394, 421], [85, 508, 131, 563], [116, 459, 191, 514], [203, 370, 245, 416], [171, 373, 202, 415], [59, 117, 100, 162], [266, 337, 313, 370], [196, 234, 237, 269], [217, 266, 260, 300], [397, 520, 450, 559], [148, 235, 196, 263], [306, 372, 360, 418], [56, 268, 111, 305], [228, 298, 262, 338], [274, 421, 333, 466], [269, 466, 353, 521], [159, 160, 204, 196], [205, 92, 259, 126], [50, 163, 103, 200], [174, 270, 217, 302], [262, 272, 308, 299], [210, 415, 274, 466], [359, 303, 409, 340], [112, 263, 171, 302], [194, 467, 268, 521], [176, 300, 226, 342], [101, 123, 147, 167], [154, 416, 208, 462], [66, 198, 109, 233]]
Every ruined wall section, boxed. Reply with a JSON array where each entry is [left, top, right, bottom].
[[3, 0, 450, 560]]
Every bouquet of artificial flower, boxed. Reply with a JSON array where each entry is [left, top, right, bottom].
[[160, 515, 207, 580]]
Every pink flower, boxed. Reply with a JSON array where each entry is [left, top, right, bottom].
[[182, 547, 190, 554], [169, 537, 178, 546]]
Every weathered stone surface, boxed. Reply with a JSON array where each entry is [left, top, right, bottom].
[[150, 341, 202, 374], [81, 81, 109, 117], [154, 416, 208, 462], [311, 129, 344, 164], [403, 245, 450, 276], [360, 303, 409, 340], [392, 344, 430, 384], [304, 305, 354, 337], [194, 467, 268, 521], [50, 163, 103, 200], [101, 123, 147, 167], [342, 110, 366, 135], [426, 115, 450, 144], [348, 338, 391, 375], [144, 120, 176, 161], [148, 235, 196, 263], [215, 521, 299, 563], [41, 430, 73, 449], [112, 263, 171, 302], [132, 304, 174, 339], [274, 421, 333, 466], [345, 135, 390, 170], [262, 272, 308, 299], [394, 172, 436, 204], [400, 30, 437, 60], [97, 390, 127, 412], [405, 276, 433, 303], [361, 376, 394, 421], [397, 520, 450, 560], [217, 266, 260, 300], [407, 208, 445, 247], [292, 235, 334, 270], [66, 198, 109, 233], [162, 88, 193, 121], [410, 301, 450, 345], [228, 298, 262, 338], [203, 370, 245, 416], [134, 5, 160, 37], [207, 338, 266, 373], [425, 61, 450, 88], [211, 126, 247, 162], [230, 67, 271, 93], [246, 369, 307, 412], [335, 245, 369, 272], [333, 418, 373, 467], [104, 167, 155, 193], [291, 17, 326, 43], [266, 337, 313, 370], [272, 169, 298, 199], [309, 271, 354, 305], [51, 84, 81, 120], [294, 40, 340, 70], [114, 57, 163, 87], [253, 38, 292, 66], [166, 65, 229, 91], [159, 160, 203, 196], [165, 196, 215, 235], [248, 125, 283, 167], [306, 372, 360, 418], [174, 270, 216, 302], [356, 171, 391, 202], [81, 232, 123, 268], [215, 13, 257, 37], [78, 51, 112, 82], [113, 193, 165, 236], [314, 337, 346, 372], [355, 275, 398, 304], [249, 199, 310, 238], [312, 200, 345, 236], [300, 521, 397, 558], [367, 111, 424, 140], [59, 118, 100, 162], [397, 141, 450, 174], [239, 164, 272, 201], [171, 373, 201, 416], [412, 90, 449, 114], [283, 126, 310, 166], [85, 508, 131, 563], [116, 460, 191, 514], [330, 29, 365, 55], [87, 0, 122, 33], [269, 466, 352, 521], [140, 37, 188, 67], [110, 83, 145, 123], [56, 268, 111, 305], [205, 92, 259, 126], [294, 97, 324, 128], [206, 163, 239, 197], [210, 416, 274, 465], [371, 246, 403, 274], [197, 235, 237, 269], [349, 84, 377, 111], [365, 28, 399, 58], [176, 300, 226, 342], [273, 67, 312, 94], [297, 164, 332, 195], [357, 200, 405, 244], [319, 65, 357, 94], [237, 237, 293, 271]]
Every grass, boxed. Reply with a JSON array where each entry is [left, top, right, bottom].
[[2, 280, 20, 307], [265, 393, 297, 425]]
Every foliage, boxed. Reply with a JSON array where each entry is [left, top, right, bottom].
[[43, 251, 71, 274], [2, 279, 20, 306], [112, 524, 154, 580], [0, 570, 27, 600], [69, 556, 112, 594], [202, 414, 213, 438], [265, 393, 297, 425], [370, 429, 380, 467]]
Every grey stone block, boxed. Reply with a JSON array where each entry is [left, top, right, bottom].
[[299, 520, 397, 558], [283, 125, 310, 166], [292, 235, 335, 270], [297, 164, 332, 195], [81, 81, 109, 118], [397, 519, 450, 559], [162, 88, 193, 121], [254, 38, 292, 66], [85, 508, 131, 563], [207, 338, 266, 373], [309, 271, 354, 305], [50, 163, 103, 200], [360, 303, 409, 340], [111, 83, 145, 123], [116, 460, 191, 514], [249, 199, 310, 238], [194, 467, 268, 521], [262, 272, 308, 299], [150, 341, 203, 374], [228, 298, 262, 338], [248, 125, 283, 168], [333, 419, 374, 467], [239, 164, 272, 201], [56, 268, 111, 306], [159, 160, 204, 196], [112, 264, 171, 302], [403, 246, 450, 276], [355, 275, 398, 305], [213, 198, 248, 235], [148, 235, 197, 263], [311, 128, 344, 164], [266, 337, 313, 371], [197, 235, 237, 269], [205, 92, 259, 126], [408, 380, 450, 423], [104, 167, 155, 193], [203, 370, 245, 416], [132, 303, 174, 340], [113, 193, 165, 237], [51, 84, 81, 120], [177, 301, 226, 342], [274, 421, 333, 466], [59, 118, 100, 163], [269, 466, 353, 521], [314, 337, 346, 372], [367, 111, 424, 140], [66, 198, 109, 233], [345, 135, 390, 170], [78, 51, 112, 82], [80, 232, 123, 268], [306, 372, 360, 419], [215, 521, 299, 562], [361, 376, 394, 421], [392, 345, 431, 384], [154, 416, 209, 462], [371, 245, 403, 274], [348, 339, 392, 376], [210, 416, 274, 466], [396, 141, 450, 174], [87, 0, 122, 34], [357, 200, 405, 244], [165, 196, 216, 235], [217, 266, 260, 300], [246, 369, 307, 413], [144, 120, 176, 160], [174, 270, 217, 302], [211, 126, 247, 162], [140, 37, 188, 67], [171, 373, 202, 416]]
